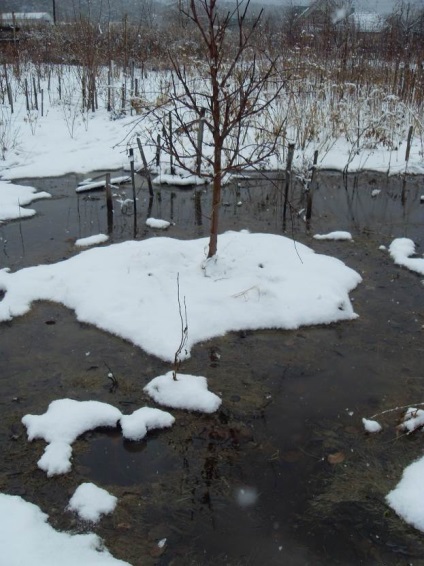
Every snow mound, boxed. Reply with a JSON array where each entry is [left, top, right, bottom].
[[362, 418, 382, 433], [144, 372, 222, 413], [68, 483, 117, 523], [22, 399, 121, 477], [146, 218, 171, 230], [22, 399, 177, 476], [120, 407, 175, 441]]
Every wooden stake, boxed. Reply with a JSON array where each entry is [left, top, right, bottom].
[[306, 149, 318, 224], [194, 190, 202, 227], [136, 137, 153, 197], [107, 70, 111, 112], [283, 143, 295, 224], [129, 148, 137, 236], [7, 82, 13, 113], [156, 133, 161, 168], [169, 113, 175, 175], [24, 79, 30, 112], [5, 65, 13, 113], [196, 108, 205, 176], [405, 125, 413, 164], [121, 83, 126, 112], [105, 173, 113, 234], [32, 76, 38, 111]]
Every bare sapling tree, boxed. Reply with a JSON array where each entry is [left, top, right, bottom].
[[144, 0, 286, 258], [172, 274, 188, 381]]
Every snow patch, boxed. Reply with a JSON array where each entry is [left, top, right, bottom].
[[22, 399, 176, 476], [313, 231, 353, 241], [0, 232, 362, 361], [146, 218, 171, 230], [152, 174, 208, 186], [387, 456, 424, 533], [75, 234, 109, 247], [0, 180, 51, 223], [22, 399, 121, 477], [0, 494, 130, 565], [389, 238, 424, 276]]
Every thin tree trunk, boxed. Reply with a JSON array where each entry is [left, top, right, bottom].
[[208, 144, 222, 258]]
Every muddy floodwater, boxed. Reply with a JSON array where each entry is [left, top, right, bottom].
[[0, 170, 423, 565]]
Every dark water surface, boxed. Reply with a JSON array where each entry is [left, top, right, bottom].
[[0, 171, 423, 565]]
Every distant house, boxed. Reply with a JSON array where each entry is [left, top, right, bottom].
[[294, 0, 354, 30], [0, 22, 17, 44], [0, 12, 53, 27], [348, 11, 386, 33]]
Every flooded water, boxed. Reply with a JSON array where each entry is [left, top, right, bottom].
[[1, 170, 423, 565]]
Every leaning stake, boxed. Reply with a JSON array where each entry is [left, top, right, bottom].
[[136, 137, 153, 197]]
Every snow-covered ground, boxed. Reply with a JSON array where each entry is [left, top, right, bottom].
[[0, 65, 423, 182], [1, 63, 424, 563]]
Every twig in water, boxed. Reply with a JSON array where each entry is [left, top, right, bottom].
[[369, 401, 424, 420]]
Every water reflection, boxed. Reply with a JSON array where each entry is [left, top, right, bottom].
[[78, 429, 179, 486], [1, 171, 422, 272]]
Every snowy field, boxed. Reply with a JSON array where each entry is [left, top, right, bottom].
[[0, 63, 424, 564], [0, 64, 423, 182]]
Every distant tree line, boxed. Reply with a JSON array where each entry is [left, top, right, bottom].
[[1, 0, 423, 101]]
